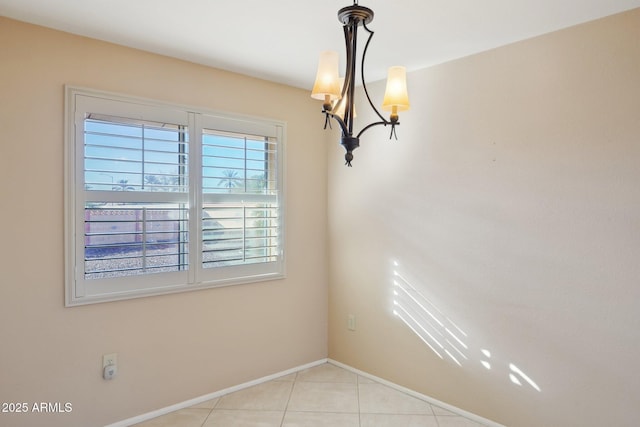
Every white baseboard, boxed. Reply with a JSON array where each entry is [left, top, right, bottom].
[[105, 358, 328, 427], [328, 359, 505, 427]]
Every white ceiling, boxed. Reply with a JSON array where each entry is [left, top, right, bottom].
[[2, 0, 640, 90]]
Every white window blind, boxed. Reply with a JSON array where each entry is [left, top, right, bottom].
[[83, 115, 190, 280], [65, 87, 285, 306]]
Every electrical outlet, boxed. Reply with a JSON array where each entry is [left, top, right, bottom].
[[348, 314, 356, 331], [102, 353, 117, 368]]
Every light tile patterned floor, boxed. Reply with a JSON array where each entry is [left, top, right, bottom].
[[133, 363, 489, 427]]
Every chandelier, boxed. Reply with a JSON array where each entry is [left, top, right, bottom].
[[311, 1, 410, 166]]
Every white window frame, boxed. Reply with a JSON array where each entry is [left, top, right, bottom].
[[65, 86, 286, 306]]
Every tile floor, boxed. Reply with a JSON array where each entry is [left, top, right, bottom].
[[133, 363, 489, 427]]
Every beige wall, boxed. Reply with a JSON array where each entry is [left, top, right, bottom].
[[328, 8, 640, 427], [0, 18, 327, 427]]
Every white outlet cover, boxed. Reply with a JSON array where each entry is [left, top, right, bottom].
[[102, 353, 118, 368], [103, 364, 117, 380]]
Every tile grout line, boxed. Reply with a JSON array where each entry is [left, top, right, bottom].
[[198, 405, 214, 427], [199, 393, 224, 427], [429, 391, 441, 427], [434, 404, 442, 427], [279, 371, 298, 427]]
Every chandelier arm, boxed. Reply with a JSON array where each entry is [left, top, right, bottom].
[[345, 20, 359, 134], [332, 97, 345, 118], [341, 25, 352, 103], [328, 24, 353, 135], [360, 20, 388, 124], [341, 25, 352, 102], [326, 111, 349, 136], [336, 24, 354, 133], [356, 120, 391, 139]]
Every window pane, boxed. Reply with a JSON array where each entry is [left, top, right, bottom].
[[84, 115, 188, 192], [202, 203, 279, 268], [202, 130, 276, 195], [201, 126, 280, 271], [84, 203, 189, 279]]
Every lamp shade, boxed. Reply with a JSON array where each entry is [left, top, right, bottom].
[[311, 51, 341, 101], [382, 66, 410, 112], [332, 77, 357, 119]]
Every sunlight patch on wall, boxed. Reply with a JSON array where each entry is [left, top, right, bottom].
[[391, 259, 541, 392], [510, 363, 541, 392], [392, 262, 467, 366], [481, 349, 492, 370]]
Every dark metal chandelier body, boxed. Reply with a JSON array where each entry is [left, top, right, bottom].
[[312, 1, 410, 166]]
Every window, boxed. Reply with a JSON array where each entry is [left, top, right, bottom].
[[65, 87, 285, 306]]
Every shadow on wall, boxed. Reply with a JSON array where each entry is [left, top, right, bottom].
[[391, 259, 541, 393]]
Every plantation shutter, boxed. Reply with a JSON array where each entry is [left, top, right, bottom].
[[72, 94, 191, 299], [199, 115, 284, 284]]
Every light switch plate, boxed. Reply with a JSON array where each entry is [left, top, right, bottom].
[[348, 314, 356, 331]]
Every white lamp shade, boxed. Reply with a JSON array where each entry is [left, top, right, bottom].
[[311, 51, 341, 101], [332, 77, 356, 118], [382, 66, 410, 112]]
